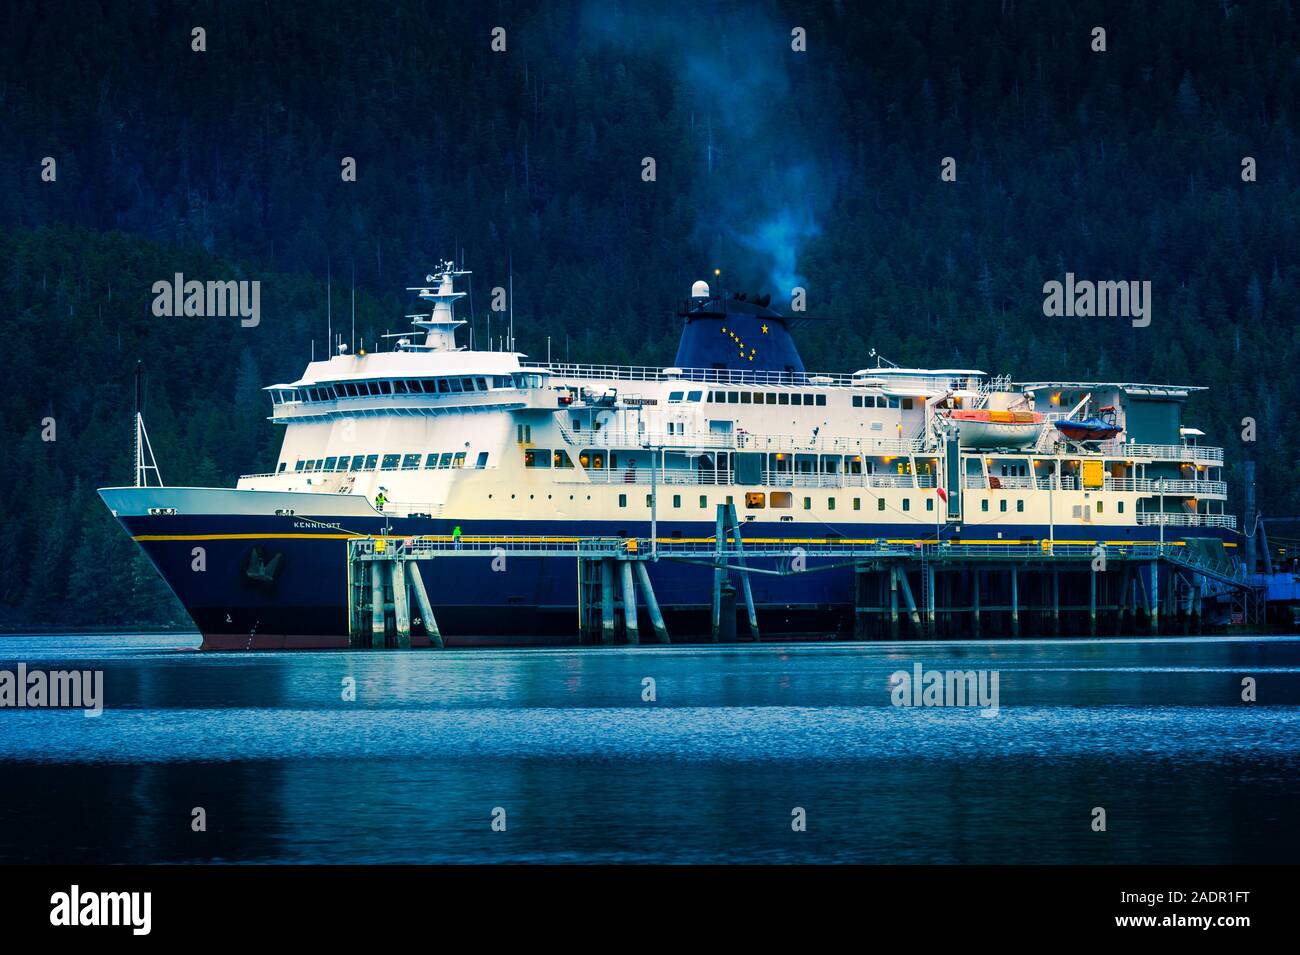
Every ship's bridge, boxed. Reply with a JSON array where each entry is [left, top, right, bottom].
[[265, 350, 556, 421]]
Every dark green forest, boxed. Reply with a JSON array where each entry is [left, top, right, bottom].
[[1, 0, 1298, 627]]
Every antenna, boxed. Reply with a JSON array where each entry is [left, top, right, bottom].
[[508, 251, 515, 352], [326, 255, 332, 357], [350, 260, 356, 355], [132, 361, 163, 488]]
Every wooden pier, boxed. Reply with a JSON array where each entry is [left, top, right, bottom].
[[347, 505, 1255, 647]]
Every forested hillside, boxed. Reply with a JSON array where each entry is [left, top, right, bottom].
[[1, 0, 1298, 626]]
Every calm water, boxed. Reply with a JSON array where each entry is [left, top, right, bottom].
[[0, 633, 1297, 863]]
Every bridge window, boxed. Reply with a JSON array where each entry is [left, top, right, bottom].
[[476, 378, 488, 390], [779, 393, 789, 405], [324, 456, 338, 471], [295, 460, 305, 471], [668, 391, 684, 402], [476, 452, 489, 468], [902, 398, 914, 410], [278, 462, 287, 473], [524, 449, 550, 468], [437, 379, 450, 393], [394, 380, 408, 394], [688, 390, 703, 402], [378, 381, 392, 395], [424, 453, 439, 468], [439, 453, 453, 468], [765, 393, 776, 405], [363, 454, 378, 470], [381, 454, 401, 470], [461, 378, 475, 391], [349, 457, 364, 471], [402, 453, 421, 470], [453, 452, 466, 468]]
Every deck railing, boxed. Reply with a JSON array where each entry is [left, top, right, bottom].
[[1136, 512, 1237, 529]]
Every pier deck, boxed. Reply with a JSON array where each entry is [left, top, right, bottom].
[[346, 509, 1259, 647]]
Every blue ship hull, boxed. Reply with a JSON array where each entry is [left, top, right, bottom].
[[112, 510, 1235, 648]]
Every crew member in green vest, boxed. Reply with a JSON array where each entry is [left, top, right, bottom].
[[375, 487, 387, 512], [452, 524, 462, 549]]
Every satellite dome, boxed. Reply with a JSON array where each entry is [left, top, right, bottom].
[[690, 280, 711, 299]]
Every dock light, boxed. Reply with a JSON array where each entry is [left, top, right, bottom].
[[714, 268, 721, 277]]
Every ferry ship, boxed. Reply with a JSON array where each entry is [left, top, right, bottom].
[[99, 263, 1238, 648]]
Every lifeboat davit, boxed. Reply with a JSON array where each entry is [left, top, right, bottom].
[[944, 408, 1045, 448]]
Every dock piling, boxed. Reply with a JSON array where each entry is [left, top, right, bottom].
[[600, 558, 617, 644], [407, 562, 443, 649], [620, 558, 640, 645], [370, 562, 386, 649], [634, 561, 670, 643]]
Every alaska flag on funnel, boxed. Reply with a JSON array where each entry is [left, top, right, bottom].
[[673, 292, 805, 373]]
